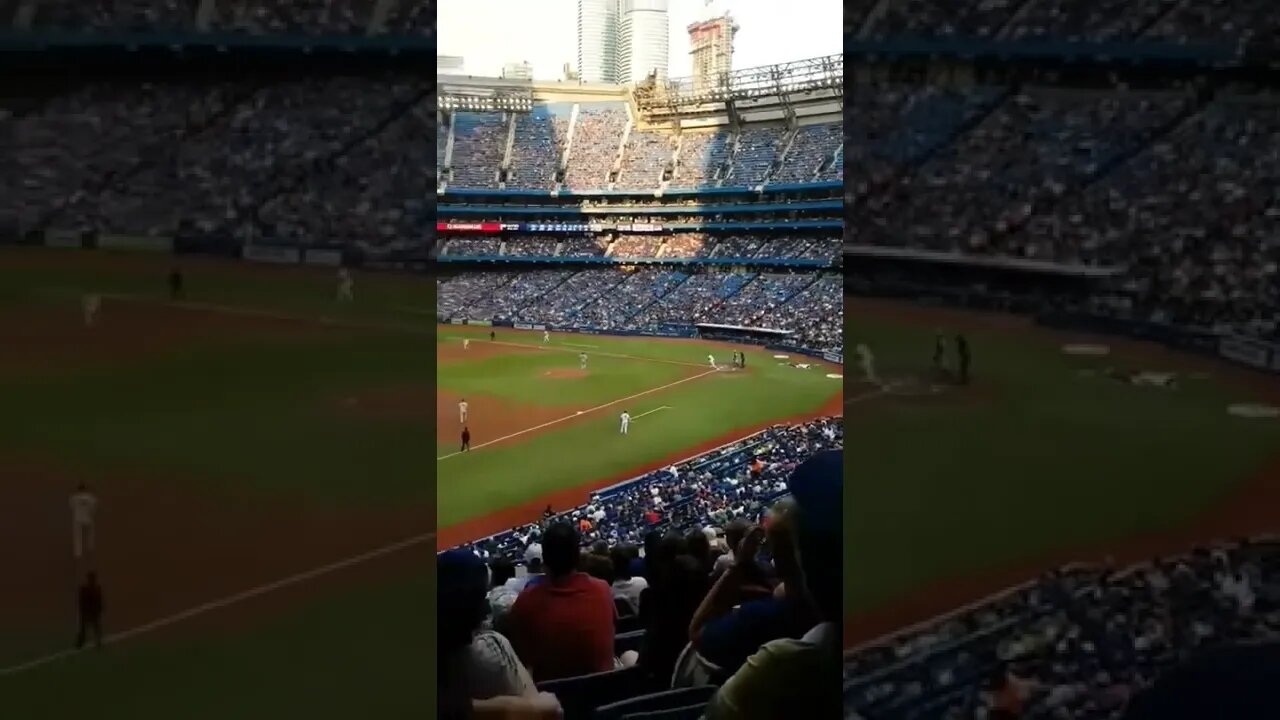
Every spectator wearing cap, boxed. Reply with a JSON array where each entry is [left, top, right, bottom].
[[438, 549, 538, 712], [704, 450, 843, 720], [485, 557, 519, 632], [712, 518, 750, 577], [611, 545, 647, 614], [507, 522, 617, 682], [519, 544, 546, 591]]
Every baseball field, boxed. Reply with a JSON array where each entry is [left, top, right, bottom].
[[0, 247, 438, 718], [434, 323, 844, 549], [846, 296, 1280, 645]]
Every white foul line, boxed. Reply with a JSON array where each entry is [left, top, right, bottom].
[[0, 532, 435, 678], [438, 372, 715, 461], [630, 405, 671, 420]]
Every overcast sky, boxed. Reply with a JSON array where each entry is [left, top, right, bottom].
[[437, 0, 843, 80]]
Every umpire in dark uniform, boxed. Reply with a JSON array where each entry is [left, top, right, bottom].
[[460, 426, 471, 452], [76, 571, 103, 650], [955, 334, 970, 385], [168, 267, 184, 300]]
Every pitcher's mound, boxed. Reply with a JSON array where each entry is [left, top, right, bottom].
[[544, 368, 588, 380]]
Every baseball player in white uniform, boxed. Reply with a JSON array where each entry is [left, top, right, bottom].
[[463, 338, 471, 350], [856, 344, 879, 384], [619, 411, 630, 434], [579, 352, 588, 370], [82, 294, 101, 327], [708, 354, 717, 370], [543, 329, 550, 343], [70, 484, 98, 560], [459, 398, 469, 424], [336, 268, 354, 302]]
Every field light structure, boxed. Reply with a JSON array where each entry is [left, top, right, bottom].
[[636, 53, 843, 111], [439, 90, 534, 113]]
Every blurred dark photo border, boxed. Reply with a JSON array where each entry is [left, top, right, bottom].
[[0, 3, 439, 718]]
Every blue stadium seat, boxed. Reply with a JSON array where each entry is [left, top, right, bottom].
[[615, 597, 637, 618], [594, 687, 718, 720], [616, 613, 644, 634], [619, 703, 711, 720], [614, 629, 645, 656], [537, 665, 653, 720]]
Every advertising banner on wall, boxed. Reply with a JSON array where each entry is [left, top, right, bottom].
[[242, 245, 301, 264]]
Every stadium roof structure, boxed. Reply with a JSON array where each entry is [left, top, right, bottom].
[[636, 53, 842, 111]]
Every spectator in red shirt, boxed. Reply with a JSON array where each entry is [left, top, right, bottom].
[[507, 521, 617, 681]]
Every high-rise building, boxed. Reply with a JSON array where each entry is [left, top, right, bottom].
[[577, 0, 620, 84], [618, 0, 669, 86], [437, 55, 465, 74], [502, 61, 534, 80], [688, 10, 737, 90]]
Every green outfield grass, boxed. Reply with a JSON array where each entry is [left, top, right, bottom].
[[436, 327, 842, 531], [0, 248, 435, 718], [0, 568, 434, 719], [845, 307, 1280, 627]]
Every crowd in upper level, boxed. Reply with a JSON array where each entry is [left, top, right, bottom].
[[846, 0, 1275, 49], [846, 83, 1280, 341], [8, 0, 432, 36], [439, 108, 842, 192]]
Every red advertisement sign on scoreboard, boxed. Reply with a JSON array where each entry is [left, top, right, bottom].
[[436, 222, 502, 233]]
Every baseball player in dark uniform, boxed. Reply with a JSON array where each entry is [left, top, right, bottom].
[[168, 265, 184, 298], [168, 267, 184, 300], [933, 332, 946, 372], [461, 426, 471, 452], [955, 334, 970, 385], [76, 572, 104, 650]]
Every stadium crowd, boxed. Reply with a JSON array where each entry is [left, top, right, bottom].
[[438, 268, 842, 355], [441, 420, 844, 718], [0, 75, 432, 243], [16, 0, 437, 36], [848, 0, 1278, 49], [845, 539, 1280, 720], [440, 105, 841, 192], [845, 83, 1280, 342], [438, 235, 838, 263]]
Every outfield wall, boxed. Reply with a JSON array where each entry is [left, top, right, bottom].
[[444, 316, 842, 366], [1038, 311, 1280, 377], [847, 279, 1273, 378]]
